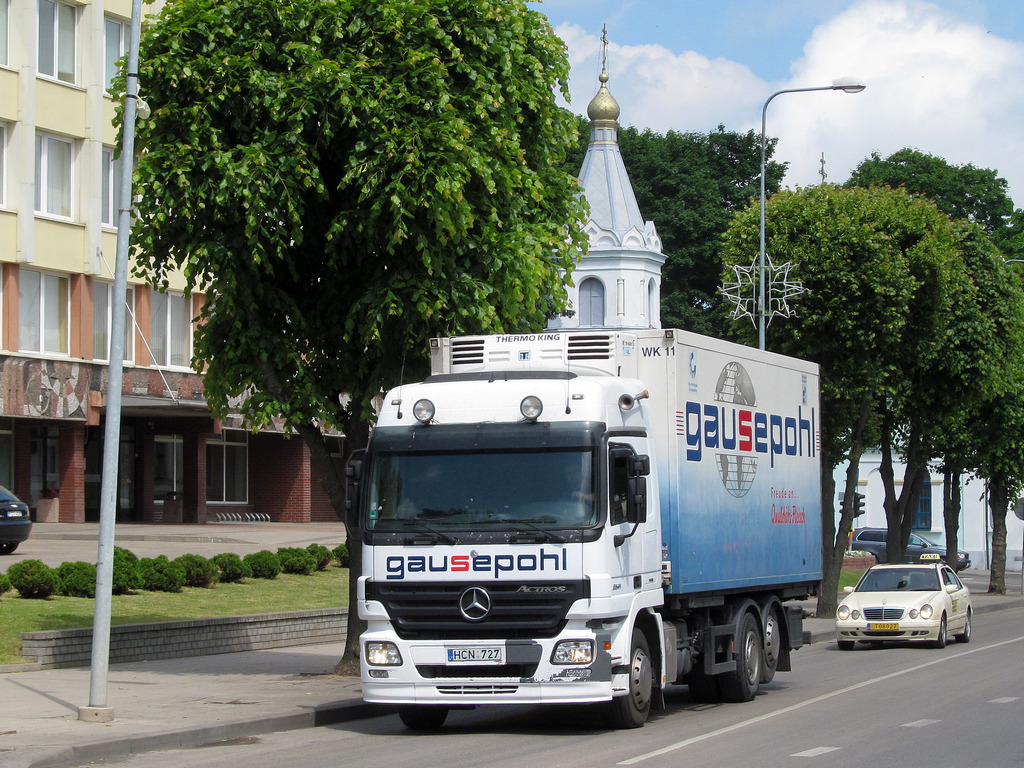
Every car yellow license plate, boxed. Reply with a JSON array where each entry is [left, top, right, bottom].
[[867, 623, 900, 631]]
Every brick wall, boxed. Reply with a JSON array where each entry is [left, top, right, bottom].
[[20, 608, 348, 669], [251, 434, 310, 522]]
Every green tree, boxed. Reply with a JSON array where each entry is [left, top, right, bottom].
[[721, 185, 963, 617], [563, 120, 786, 336], [847, 148, 1024, 260], [123, 0, 588, 671]]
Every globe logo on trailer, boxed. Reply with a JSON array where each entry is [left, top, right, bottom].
[[715, 362, 758, 498]]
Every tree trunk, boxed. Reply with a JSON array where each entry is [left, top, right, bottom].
[[942, 467, 962, 570], [989, 476, 1008, 595], [816, 394, 872, 618]]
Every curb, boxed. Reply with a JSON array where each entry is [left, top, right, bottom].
[[18, 699, 394, 768]]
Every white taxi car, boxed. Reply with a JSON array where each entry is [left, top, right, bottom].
[[836, 562, 971, 650]]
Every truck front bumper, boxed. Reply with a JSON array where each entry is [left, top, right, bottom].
[[360, 627, 617, 706]]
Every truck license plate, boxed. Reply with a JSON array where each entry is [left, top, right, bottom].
[[446, 646, 504, 665]]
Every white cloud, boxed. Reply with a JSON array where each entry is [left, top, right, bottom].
[[556, 1, 1024, 201]]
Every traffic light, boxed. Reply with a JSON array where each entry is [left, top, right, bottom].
[[853, 492, 865, 517]]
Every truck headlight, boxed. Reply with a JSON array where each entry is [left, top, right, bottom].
[[552, 640, 593, 665], [413, 399, 435, 424], [365, 641, 403, 666], [520, 396, 543, 421]]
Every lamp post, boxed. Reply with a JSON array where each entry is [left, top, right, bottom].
[[758, 77, 866, 350]]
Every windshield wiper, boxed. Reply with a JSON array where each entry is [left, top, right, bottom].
[[484, 518, 566, 543], [398, 520, 458, 545]]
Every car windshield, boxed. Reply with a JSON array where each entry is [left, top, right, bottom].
[[857, 568, 940, 592], [366, 448, 596, 531]]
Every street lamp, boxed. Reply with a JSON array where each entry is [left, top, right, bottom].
[[758, 76, 866, 350]]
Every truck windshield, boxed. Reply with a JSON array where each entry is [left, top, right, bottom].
[[366, 449, 596, 530]]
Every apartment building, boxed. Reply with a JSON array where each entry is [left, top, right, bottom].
[[0, 0, 341, 525]]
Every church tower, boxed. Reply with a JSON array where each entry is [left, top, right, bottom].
[[549, 34, 666, 331]]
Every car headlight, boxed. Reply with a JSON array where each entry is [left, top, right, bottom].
[[552, 640, 593, 665], [365, 641, 403, 666], [918, 604, 933, 620], [837, 605, 851, 621], [909, 608, 919, 619]]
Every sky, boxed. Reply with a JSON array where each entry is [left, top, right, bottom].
[[531, 0, 1024, 202]]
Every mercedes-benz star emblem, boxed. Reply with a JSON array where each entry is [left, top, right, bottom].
[[459, 587, 491, 622]]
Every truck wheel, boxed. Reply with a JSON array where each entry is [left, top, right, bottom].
[[760, 606, 781, 684], [398, 705, 449, 730], [607, 628, 653, 729], [720, 612, 761, 703]]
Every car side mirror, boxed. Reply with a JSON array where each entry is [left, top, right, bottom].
[[843, 586, 854, 594], [945, 583, 958, 594]]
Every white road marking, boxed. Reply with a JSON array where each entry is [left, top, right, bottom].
[[989, 696, 1019, 704], [902, 719, 941, 728], [618, 634, 1024, 765], [791, 747, 841, 757]]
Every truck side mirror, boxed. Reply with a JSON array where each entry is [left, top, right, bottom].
[[627, 475, 647, 524], [632, 454, 651, 477], [344, 449, 366, 541]]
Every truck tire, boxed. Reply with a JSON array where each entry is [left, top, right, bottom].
[[607, 628, 653, 729], [398, 705, 449, 730], [720, 612, 761, 703], [760, 604, 782, 684]]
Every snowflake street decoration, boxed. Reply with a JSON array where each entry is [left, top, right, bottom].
[[721, 255, 806, 328]]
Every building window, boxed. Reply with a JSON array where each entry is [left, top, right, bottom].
[[93, 282, 134, 362], [19, 269, 69, 354], [579, 278, 605, 327], [38, 0, 76, 84], [153, 435, 183, 501], [1, 0, 9, 67], [104, 17, 125, 93], [0, 123, 6, 208], [35, 133, 73, 218], [101, 146, 121, 225], [914, 475, 933, 531], [206, 430, 248, 504], [150, 291, 191, 368]]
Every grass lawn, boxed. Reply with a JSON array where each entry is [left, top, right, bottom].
[[0, 567, 349, 666], [839, 567, 868, 591]]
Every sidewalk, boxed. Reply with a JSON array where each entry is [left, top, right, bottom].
[[1, 524, 1021, 768]]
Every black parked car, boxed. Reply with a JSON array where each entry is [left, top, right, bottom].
[[0, 486, 32, 555], [850, 527, 971, 572]]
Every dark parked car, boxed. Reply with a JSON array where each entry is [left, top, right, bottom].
[[850, 527, 971, 572], [0, 486, 32, 555]]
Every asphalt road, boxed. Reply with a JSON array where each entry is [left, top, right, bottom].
[[83, 604, 1024, 768]]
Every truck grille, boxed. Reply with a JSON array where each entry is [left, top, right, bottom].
[[567, 335, 613, 360], [366, 581, 587, 640]]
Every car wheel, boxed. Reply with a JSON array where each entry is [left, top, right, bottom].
[[932, 615, 947, 649], [954, 609, 972, 644], [0, 542, 17, 555], [837, 640, 855, 651]]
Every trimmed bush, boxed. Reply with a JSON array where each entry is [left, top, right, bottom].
[[112, 546, 142, 595], [0, 573, 11, 596], [243, 549, 282, 579], [56, 561, 97, 598], [8, 559, 60, 599], [212, 552, 251, 583], [306, 543, 332, 572], [138, 555, 186, 593], [332, 543, 350, 568], [175, 553, 217, 588], [277, 547, 317, 575]]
